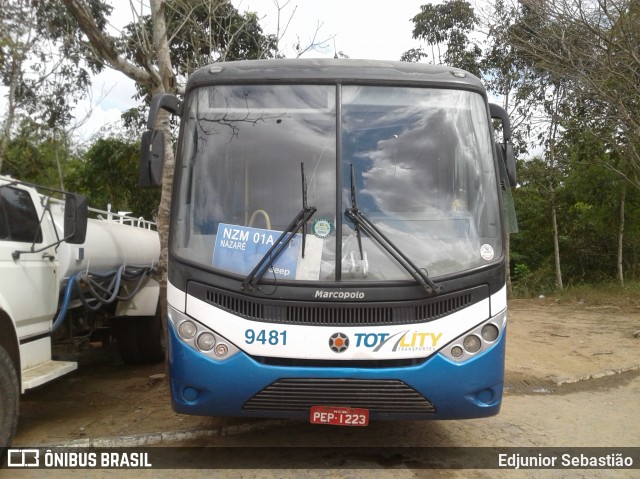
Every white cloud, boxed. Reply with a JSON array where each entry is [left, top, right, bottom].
[[232, 0, 425, 60], [70, 68, 138, 144]]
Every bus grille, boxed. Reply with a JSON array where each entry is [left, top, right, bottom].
[[243, 378, 435, 414], [189, 283, 486, 326]]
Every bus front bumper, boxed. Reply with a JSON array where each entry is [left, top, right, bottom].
[[166, 320, 505, 421]]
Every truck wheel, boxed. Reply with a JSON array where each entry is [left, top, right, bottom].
[[135, 309, 165, 364], [112, 309, 164, 365], [0, 344, 19, 457], [112, 318, 141, 364]]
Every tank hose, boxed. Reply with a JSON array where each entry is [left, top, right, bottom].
[[50, 265, 154, 335], [51, 273, 79, 334], [82, 265, 124, 306]]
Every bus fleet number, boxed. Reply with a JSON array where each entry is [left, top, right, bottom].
[[245, 329, 287, 346]]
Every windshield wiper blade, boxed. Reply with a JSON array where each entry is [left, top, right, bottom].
[[349, 164, 365, 260], [242, 163, 317, 292], [344, 164, 443, 295]]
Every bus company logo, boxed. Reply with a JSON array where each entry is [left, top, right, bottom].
[[329, 332, 350, 353], [353, 330, 444, 352]]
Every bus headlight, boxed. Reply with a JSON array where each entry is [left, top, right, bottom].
[[441, 310, 507, 363], [178, 320, 197, 340], [463, 335, 482, 353], [168, 306, 239, 361], [481, 323, 500, 342], [197, 332, 216, 351]]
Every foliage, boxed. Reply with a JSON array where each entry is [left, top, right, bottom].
[[65, 137, 160, 220], [5, 0, 104, 126], [117, 0, 278, 134], [402, 0, 482, 76], [505, 0, 640, 186], [0, 119, 78, 189]]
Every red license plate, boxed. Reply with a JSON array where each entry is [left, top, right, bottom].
[[309, 406, 369, 426]]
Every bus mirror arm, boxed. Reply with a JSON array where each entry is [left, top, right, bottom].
[[147, 93, 181, 130]]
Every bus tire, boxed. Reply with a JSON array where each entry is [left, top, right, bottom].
[[0, 344, 19, 458]]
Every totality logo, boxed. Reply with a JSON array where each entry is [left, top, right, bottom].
[[328, 332, 350, 353]]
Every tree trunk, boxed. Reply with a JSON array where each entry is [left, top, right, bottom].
[[617, 183, 626, 284], [62, 0, 177, 349], [551, 200, 563, 290]]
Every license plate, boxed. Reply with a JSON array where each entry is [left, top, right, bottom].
[[309, 406, 369, 426]]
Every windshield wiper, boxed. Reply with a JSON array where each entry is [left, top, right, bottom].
[[242, 163, 317, 292], [344, 163, 443, 295]]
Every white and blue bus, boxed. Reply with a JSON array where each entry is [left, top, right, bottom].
[[141, 59, 516, 425]]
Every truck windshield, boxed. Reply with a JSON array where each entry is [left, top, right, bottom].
[[172, 84, 501, 284]]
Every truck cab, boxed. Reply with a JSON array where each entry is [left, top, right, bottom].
[[0, 175, 162, 451], [0, 179, 83, 392]]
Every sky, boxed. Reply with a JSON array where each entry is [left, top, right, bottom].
[[231, 0, 426, 60], [75, 0, 431, 142], [0, 1, 432, 144]]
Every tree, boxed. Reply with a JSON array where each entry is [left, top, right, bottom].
[[1, 119, 79, 188], [51, 0, 279, 309], [0, 0, 104, 186], [402, 0, 482, 75], [510, 157, 558, 294], [0, 0, 34, 172], [66, 137, 160, 219], [505, 0, 640, 188]]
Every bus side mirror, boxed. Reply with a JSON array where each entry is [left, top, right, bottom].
[[139, 93, 181, 188], [139, 129, 165, 187], [64, 193, 88, 244], [489, 103, 517, 188], [501, 142, 517, 187]]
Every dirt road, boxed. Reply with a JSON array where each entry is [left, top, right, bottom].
[[4, 298, 640, 476]]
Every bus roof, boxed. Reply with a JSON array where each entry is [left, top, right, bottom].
[[186, 58, 485, 93]]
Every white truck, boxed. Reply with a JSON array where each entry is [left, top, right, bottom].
[[0, 175, 163, 450]]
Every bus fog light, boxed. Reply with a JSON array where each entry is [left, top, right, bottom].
[[481, 324, 499, 342], [451, 346, 464, 358], [463, 335, 481, 353], [178, 320, 197, 340], [197, 332, 216, 351], [215, 343, 229, 357]]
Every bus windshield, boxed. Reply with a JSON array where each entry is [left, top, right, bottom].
[[172, 84, 501, 284]]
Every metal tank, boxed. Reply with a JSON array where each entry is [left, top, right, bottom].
[[51, 203, 160, 280]]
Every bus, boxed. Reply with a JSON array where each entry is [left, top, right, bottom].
[[140, 59, 517, 425]]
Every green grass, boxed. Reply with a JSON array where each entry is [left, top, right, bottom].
[[512, 281, 640, 310]]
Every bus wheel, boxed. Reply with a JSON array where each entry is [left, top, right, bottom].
[[0, 344, 19, 459]]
